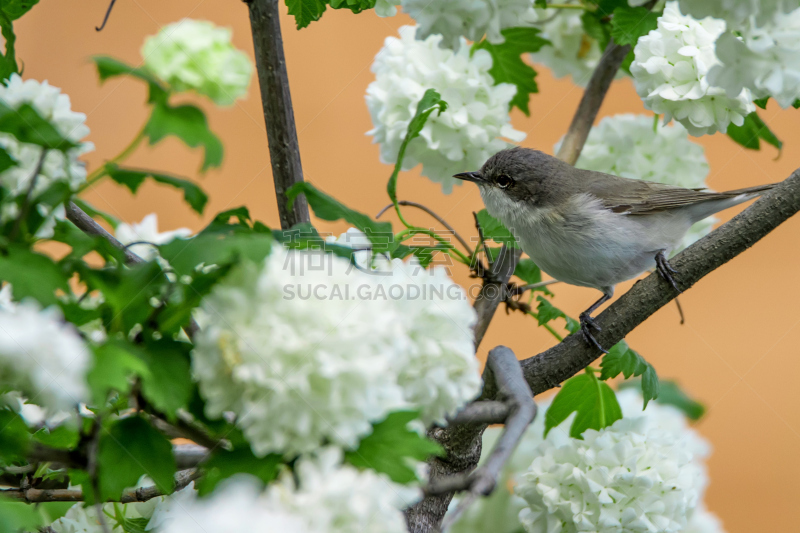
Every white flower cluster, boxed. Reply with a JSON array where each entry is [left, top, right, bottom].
[[50, 498, 160, 533], [708, 8, 800, 109], [570, 114, 714, 252], [0, 300, 90, 412], [192, 242, 479, 457], [366, 26, 525, 193], [156, 449, 416, 533], [529, 10, 605, 87], [451, 390, 725, 533], [630, 2, 755, 136], [677, 0, 800, 28], [402, 0, 540, 50], [115, 213, 192, 261], [142, 19, 253, 106], [0, 75, 93, 236]]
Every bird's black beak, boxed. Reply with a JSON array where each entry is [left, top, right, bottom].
[[453, 171, 484, 183]]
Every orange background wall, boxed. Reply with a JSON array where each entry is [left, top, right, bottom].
[[19, 2, 800, 530]]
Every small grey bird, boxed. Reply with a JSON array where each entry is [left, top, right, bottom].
[[454, 147, 775, 352]]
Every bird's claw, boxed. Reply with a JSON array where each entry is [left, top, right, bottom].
[[655, 250, 681, 293], [579, 313, 608, 353], [504, 285, 531, 314]]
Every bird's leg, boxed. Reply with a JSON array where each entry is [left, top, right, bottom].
[[579, 291, 613, 353], [655, 250, 681, 293]]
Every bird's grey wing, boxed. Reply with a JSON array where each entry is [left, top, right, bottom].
[[577, 169, 774, 215]]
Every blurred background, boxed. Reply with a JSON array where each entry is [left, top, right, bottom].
[[19, 2, 800, 530]]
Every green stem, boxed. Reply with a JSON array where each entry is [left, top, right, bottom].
[[79, 126, 146, 192], [394, 227, 471, 265], [527, 311, 565, 341]]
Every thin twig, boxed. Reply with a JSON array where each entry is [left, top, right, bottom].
[[246, 0, 309, 230], [1, 468, 201, 503], [674, 296, 685, 325], [9, 148, 48, 241], [516, 279, 560, 293], [95, 0, 117, 31], [430, 347, 536, 531], [148, 412, 225, 451], [376, 201, 474, 256]]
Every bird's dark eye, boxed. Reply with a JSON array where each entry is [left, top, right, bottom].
[[496, 174, 513, 189]]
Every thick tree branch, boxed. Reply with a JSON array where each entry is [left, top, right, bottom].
[[246, 0, 309, 230], [1, 468, 200, 503], [555, 40, 630, 166], [447, 401, 509, 426]]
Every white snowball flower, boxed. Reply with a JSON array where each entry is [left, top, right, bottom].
[[677, 0, 800, 29], [142, 19, 253, 106], [0, 301, 90, 412], [115, 213, 192, 261], [156, 449, 416, 533], [708, 8, 800, 108], [403, 0, 540, 50], [0, 75, 93, 237], [366, 26, 525, 193], [630, 2, 755, 136], [192, 242, 479, 456], [568, 113, 714, 252], [529, 10, 605, 87], [516, 416, 705, 533], [684, 504, 727, 533]]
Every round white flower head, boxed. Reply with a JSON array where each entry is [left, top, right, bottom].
[[677, 0, 800, 28], [568, 113, 713, 252], [683, 504, 727, 533], [529, 10, 606, 87], [708, 7, 800, 108], [0, 301, 89, 412], [515, 416, 705, 533], [402, 0, 540, 50], [630, 2, 755, 136], [141, 19, 253, 106], [0, 75, 93, 236], [326, 228, 481, 424], [50, 497, 159, 533], [115, 213, 192, 261], [366, 26, 525, 193]]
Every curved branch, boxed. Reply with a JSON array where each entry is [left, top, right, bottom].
[[376, 200, 475, 256], [66, 202, 142, 265]]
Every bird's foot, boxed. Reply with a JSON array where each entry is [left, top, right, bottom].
[[504, 283, 531, 314], [579, 312, 608, 353], [655, 250, 681, 293]]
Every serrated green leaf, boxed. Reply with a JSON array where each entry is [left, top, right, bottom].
[[88, 341, 151, 406], [544, 370, 622, 439], [0, 12, 17, 81], [196, 447, 282, 496], [96, 417, 175, 500], [345, 411, 442, 483], [0, 410, 30, 461], [145, 101, 223, 172], [754, 96, 770, 109], [581, 11, 610, 50], [92, 56, 168, 104], [0, 499, 42, 532], [727, 111, 782, 151], [599, 340, 659, 407], [535, 295, 580, 334], [473, 28, 549, 115], [388, 89, 447, 205], [0, 101, 77, 150], [475, 209, 519, 248], [287, 182, 394, 253], [329, 0, 376, 13], [104, 164, 208, 214], [32, 425, 79, 449], [2, 0, 40, 20], [137, 339, 194, 419], [610, 6, 659, 46], [286, 0, 327, 29], [158, 232, 273, 277], [0, 245, 69, 306]]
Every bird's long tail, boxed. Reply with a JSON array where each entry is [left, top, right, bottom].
[[690, 182, 777, 222]]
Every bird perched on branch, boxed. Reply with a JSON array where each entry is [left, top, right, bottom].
[[455, 147, 774, 352]]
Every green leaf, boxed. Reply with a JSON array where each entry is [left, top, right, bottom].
[[610, 6, 659, 46], [0, 145, 15, 173], [534, 0, 546, 6], [329, 0, 376, 13], [387, 89, 447, 205], [754, 96, 770, 109], [475, 209, 519, 248], [104, 164, 208, 214], [652, 380, 705, 420], [137, 340, 193, 420], [0, 102, 77, 150], [286, 0, 327, 29], [0, 410, 30, 461], [535, 295, 580, 334], [92, 56, 168, 103], [158, 232, 273, 277], [544, 369, 622, 439], [345, 411, 443, 483], [287, 182, 394, 253], [196, 447, 282, 496], [145, 101, 223, 172], [0, 499, 42, 532], [0, 11, 17, 81], [472, 28, 549, 115], [96, 417, 175, 499], [0, 245, 69, 306], [32, 426, 79, 450], [599, 340, 659, 407], [727, 111, 782, 151], [581, 11, 610, 51], [2, 0, 40, 20], [88, 341, 151, 406], [793, 99, 800, 109]]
